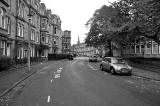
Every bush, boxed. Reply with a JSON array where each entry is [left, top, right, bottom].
[[0, 55, 13, 70]]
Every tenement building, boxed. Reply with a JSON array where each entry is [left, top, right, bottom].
[[15, 0, 41, 60], [0, 0, 14, 58], [51, 14, 62, 54], [62, 30, 71, 54], [0, 0, 64, 63]]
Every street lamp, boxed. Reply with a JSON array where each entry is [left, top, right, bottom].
[[27, 7, 35, 71]]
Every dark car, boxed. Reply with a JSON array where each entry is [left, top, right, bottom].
[[100, 57, 132, 75], [68, 54, 73, 60], [89, 55, 98, 62]]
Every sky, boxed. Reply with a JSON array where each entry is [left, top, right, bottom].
[[41, 0, 116, 45]]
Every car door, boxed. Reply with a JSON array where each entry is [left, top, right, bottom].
[[107, 58, 112, 70], [103, 58, 109, 70], [105, 58, 111, 70]]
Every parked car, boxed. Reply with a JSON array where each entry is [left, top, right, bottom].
[[89, 55, 98, 62], [68, 54, 74, 60], [100, 57, 132, 75]]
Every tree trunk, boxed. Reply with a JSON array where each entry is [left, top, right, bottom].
[[108, 39, 113, 57]]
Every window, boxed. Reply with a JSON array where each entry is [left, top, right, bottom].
[[0, 8, 6, 29], [36, 32, 39, 42], [17, 23, 24, 37], [30, 46, 35, 57], [54, 41, 56, 44], [18, 1, 25, 18], [7, 43, 11, 56], [31, 29, 35, 41], [54, 27, 57, 34], [42, 50, 45, 57], [41, 19, 46, 29], [17, 46, 24, 59], [41, 36, 45, 43], [17, 23, 20, 36], [46, 36, 49, 43], [21, 25, 24, 37], [0, 40, 6, 55], [8, 0, 11, 9], [6, 17, 11, 34], [37, 16, 39, 26]]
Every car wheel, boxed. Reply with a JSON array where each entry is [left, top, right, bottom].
[[110, 68, 115, 75], [128, 72, 132, 76], [100, 65, 104, 71]]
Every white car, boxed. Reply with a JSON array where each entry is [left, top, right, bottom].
[[100, 57, 132, 75]]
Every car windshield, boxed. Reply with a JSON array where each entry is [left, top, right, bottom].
[[112, 58, 126, 64]]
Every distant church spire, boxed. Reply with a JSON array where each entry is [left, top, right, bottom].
[[77, 35, 80, 44]]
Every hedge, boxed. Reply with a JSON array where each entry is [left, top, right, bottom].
[[48, 54, 69, 60], [0, 55, 13, 70]]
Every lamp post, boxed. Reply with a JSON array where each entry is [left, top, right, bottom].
[[27, 7, 35, 71]]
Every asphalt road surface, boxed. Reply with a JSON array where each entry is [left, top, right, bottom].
[[3, 57, 160, 106]]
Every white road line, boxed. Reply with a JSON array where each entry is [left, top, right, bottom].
[[88, 64, 98, 70], [92, 68, 98, 70], [42, 66, 49, 70], [56, 69, 62, 73], [59, 67, 63, 70], [47, 96, 51, 103], [125, 80, 134, 84], [88, 64, 93, 68], [55, 74, 61, 78]]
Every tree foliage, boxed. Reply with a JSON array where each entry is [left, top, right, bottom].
[[115, 0, 160, 43], [85, 0, 160, 57]]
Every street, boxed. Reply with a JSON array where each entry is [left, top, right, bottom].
[[1, 57, 160, 106]]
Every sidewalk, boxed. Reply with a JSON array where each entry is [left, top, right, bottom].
[[127, 61, 160, 81], [133, 67, 160, 81], [0, 60, 58, 97]]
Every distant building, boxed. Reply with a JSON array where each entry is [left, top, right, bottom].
[[62, 30, 71, 54], [72, 36, 99, 56]]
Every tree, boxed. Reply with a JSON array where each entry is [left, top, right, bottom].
[[114, 0, 160, 44], [85, 4, 130, 56]]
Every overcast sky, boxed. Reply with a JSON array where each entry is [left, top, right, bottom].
[[41, 0, 116, 45]]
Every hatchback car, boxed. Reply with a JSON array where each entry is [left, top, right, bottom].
[[89, 55, 98, 62], [100, 57, 132, 75]]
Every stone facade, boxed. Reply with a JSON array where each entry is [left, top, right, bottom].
[[62, 30, 71, 54], [123, 39, 160, 58], [0, 0, 15, 58], [72, 43, 99, 56], [0, 0, 64, 62]]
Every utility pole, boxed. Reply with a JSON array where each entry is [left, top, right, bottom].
[[27, 7, 35, 71]]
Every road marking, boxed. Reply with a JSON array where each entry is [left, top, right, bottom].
[[57, 69, 62, 73], [47, 96, 51, 103], [51, 79, 53, 83], [104, 72, 108, 75], [59, 67, 63, 70], [55, 74, 61, 78], [125, 80, 134, 84], [88, 64, 93, 68], [42, 66, 49, 70], [88, 64, 98, 71]]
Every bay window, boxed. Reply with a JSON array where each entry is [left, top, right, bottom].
[[0, 8, 6, 29]]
